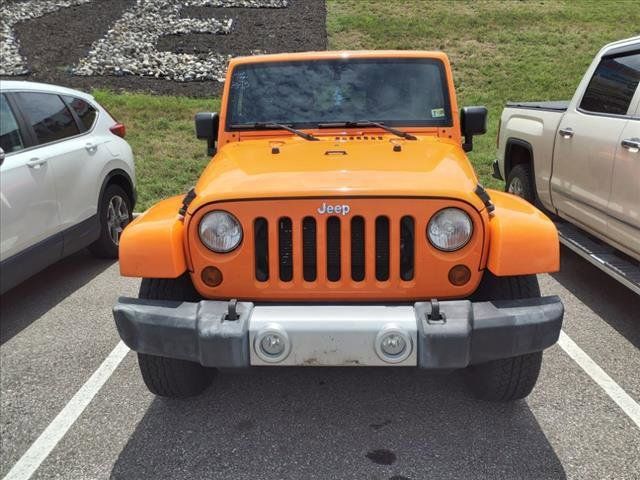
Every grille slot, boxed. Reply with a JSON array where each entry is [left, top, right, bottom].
[[375, 216, 390, 281], [400, 216, 415, 281], [326, 216, 341, 282], [351, 216, 365, 281], [254, 218, 269, 282], [278, 217, 293, 281], [302, 217, 317, 281]]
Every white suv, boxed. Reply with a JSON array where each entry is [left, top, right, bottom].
[[0, 81, 136, 294]]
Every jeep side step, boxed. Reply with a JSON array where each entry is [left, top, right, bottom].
[[556, 221, 640, 295]]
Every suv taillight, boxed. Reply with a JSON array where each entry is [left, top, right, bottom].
[[110, 123, 126, 138]]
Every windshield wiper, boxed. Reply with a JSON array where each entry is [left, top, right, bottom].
[[230, 122, 319, 141], [317, 121, 417, 140]]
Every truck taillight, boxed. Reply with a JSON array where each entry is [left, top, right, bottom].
[[110, 123, 126, 138]]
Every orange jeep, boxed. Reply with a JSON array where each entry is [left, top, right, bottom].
[[113, 51, 563, 402]]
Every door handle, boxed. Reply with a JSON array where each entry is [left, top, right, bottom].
[[85, 142, 98, 153], [26, 158, 47, 169], [558, 127, 574, 139], [621, 137, 640, 153]]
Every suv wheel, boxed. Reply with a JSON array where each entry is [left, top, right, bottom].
[[466, 272, 544, 401], [137, 276, 214, 398], [89, 184, 132, 259], [506, 163, 535, 203]]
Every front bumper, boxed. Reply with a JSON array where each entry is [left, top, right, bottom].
[[113, 296, 563, 369]]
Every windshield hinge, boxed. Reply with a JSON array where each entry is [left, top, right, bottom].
[[474, 184, 495, 214], [178, 187, 196, 218]]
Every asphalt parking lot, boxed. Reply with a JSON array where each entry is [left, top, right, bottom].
[[1, 247, 639, 480]]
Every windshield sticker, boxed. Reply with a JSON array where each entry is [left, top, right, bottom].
[[431, 108, 445, 118]]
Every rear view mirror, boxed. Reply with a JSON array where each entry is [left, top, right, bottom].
[[460, 106, 488, 152], [195, 112, 219, 156]]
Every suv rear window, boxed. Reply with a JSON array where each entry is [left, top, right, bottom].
[[63, 95, 97, 131], [0, 94, 25, 154], [580, 52, 640, 116], [16, 92, 79, 145]]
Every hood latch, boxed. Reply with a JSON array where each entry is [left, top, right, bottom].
[[178, 187, 196, 218], [474, 184, 495, 214]]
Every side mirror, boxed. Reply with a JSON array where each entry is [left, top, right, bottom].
[[460, 106, 488, 152], [195, 112, 219, 156], [0, 147, 5, 166]]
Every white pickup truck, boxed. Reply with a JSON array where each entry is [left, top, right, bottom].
[[495, 36, 640, 294]]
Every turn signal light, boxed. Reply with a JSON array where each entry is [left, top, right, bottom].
[[448, 265, 471, 286], [202, 266, 223, 287]]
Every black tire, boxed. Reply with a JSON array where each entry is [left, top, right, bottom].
[[465, 351, 543, 402], [138, 275, 202, 303], [506, 163, 535, 204], [471, 270, 540, 302], [466, 272, 543, 401], [88, 184, 132, 259], [137, 276, 213, 398]]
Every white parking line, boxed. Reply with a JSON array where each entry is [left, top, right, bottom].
[[558, 330, 640, 429], [2, 342, 129, 480]]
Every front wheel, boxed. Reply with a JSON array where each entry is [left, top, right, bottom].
[[466, 352, 543, 402], [136, 276, 213, 398], [138, 353, 215, 398], [506, 163, 535, 203], [466, 273, 544, 401], [89, 184, 132, 258]]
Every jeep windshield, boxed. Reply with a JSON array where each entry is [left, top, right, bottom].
[[227, 58, 452, 130]]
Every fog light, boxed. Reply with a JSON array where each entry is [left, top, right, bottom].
[[201, 266, 223, 287], [260, 334, 285, 357], [254, 325, 291, 363], [375, 325, 412, 363], [448, 264, 471, 286], [380, 333, 406, 357]]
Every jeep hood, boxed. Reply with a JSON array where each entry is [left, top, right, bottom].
[[189, 136, 484, 213]]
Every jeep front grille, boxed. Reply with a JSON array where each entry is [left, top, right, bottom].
[[254, 215, 415, 283], [188, 198, 485, 301]]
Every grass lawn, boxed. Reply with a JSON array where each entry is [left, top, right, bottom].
[[97, 0, 640, 210], [94, 91, 218, 210], [327, 0, 640, 187]]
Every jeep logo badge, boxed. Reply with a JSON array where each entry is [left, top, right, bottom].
[[317, 202, 351, 216]]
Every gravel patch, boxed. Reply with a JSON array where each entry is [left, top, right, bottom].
[[74, 0, 288, 82], [0, 0, 93, 76], [0, 0, 327, 97]]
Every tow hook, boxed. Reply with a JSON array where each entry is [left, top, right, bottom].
[[426, 298, 446, 324], [225, 299, 239, 321]]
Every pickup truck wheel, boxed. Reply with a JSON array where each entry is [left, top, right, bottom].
[[466, 272, 543, 401], [137, 276, 214, 398], [88, 184, 132, 259], [506, 164, 535, 203]]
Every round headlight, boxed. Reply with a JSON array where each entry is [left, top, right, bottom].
[[427, 208, 473, 251], [199, 210, 243, 253]]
